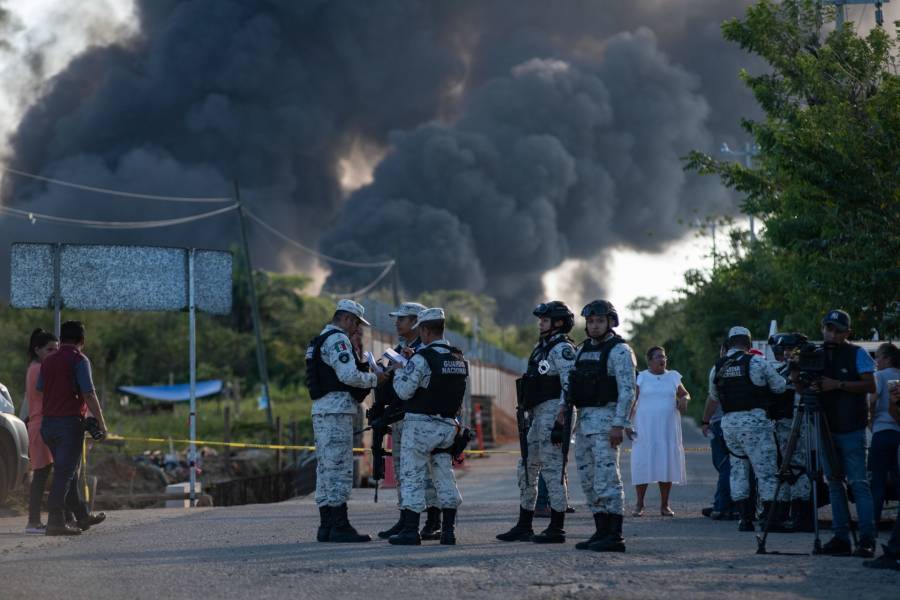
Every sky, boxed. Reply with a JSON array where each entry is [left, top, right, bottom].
[[0, 0, 886, 327]]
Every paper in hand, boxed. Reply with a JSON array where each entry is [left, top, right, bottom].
[[382, 348, 408, 367], [364, 351, 383, 374]]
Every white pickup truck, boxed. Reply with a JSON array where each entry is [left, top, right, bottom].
[[0, 382, 29, 503]]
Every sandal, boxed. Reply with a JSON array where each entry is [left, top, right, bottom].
[[661, 507, 675, 517]]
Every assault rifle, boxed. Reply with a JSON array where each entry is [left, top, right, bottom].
[[356, 393, 405, 503], [559, 398, 574, 485], [514, 378, 530, 484]]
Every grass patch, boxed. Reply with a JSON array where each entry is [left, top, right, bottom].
[[105, 385, 314, 455]]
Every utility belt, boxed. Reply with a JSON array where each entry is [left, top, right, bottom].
[[720, 397, 770, 414], [431, 426, 475, 460], [406, 408, 458, 419], [568, 370, 617, 408]]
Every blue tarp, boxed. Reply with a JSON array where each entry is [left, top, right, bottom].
[[118, 380, 223, 402]]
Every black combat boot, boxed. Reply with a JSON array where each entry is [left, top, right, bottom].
[[420, 507, 443, 541], [760, 501, 791, 533], [737, 500, 755, 532], [440, 508, 457, 545], [388, 509, 422, 546], [496, 507, 535, 542], [791, 499, 814, 533], [863, 545, 900, 571], [377, 511, 405, 539], [576, 513, 609, 550], [328, 504, 371, 543], [589, 514, 625, 552], [532, 509, 566, 544], [317, 506, 333, 542]]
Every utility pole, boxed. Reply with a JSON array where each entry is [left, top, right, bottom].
[[825, 1, 888, 29], [234, 181, 275, 432], [720, 141, 759, 241], [391, 260, 400, 307]]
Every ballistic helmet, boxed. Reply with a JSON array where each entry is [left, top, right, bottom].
[[533, 301, 574, 333], [581, 299, 619, 328], [768, 332, 808, 349]]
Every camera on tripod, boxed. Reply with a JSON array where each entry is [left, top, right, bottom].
[[791, 342, 826, 387]]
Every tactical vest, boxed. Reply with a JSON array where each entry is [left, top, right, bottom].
[[769, 363, 796, 420], [568, 336, 624, 408], [518, 335, 573, 409], [405, 344, 468, 418], [350, 358, 371, 403], [822, 343, 866, 434], [714, 352, 771, 414], [305, 329, 355, 400]]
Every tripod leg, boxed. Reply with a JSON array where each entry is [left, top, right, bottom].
[[757, 411, 804, 553], [807, 410, 823, 553]]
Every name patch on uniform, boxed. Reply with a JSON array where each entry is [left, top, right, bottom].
[[338, 353, 351, 364], [722, 365, 742, 378], [579, 351, 601, 361], [442, 360, 468, 375]]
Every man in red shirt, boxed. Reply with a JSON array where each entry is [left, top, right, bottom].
[[39, 321, 108, 536]]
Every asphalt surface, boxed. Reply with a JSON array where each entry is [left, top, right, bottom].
[[2, 420, 898, 599]]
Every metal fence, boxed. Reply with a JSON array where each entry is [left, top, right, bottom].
[[359, 298, 527, 374]]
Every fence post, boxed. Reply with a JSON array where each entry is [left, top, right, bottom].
[[289, 420, 298, 466], [275, 416, 283, 472], [223, 406, 231, 447]]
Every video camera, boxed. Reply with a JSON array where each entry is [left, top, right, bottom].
[[789, 342, 826, 387]]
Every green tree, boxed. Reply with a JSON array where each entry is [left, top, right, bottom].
[[686, 0, 900, 337]]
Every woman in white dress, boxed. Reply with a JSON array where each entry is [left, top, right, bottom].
[[628, 346, 689, 517]]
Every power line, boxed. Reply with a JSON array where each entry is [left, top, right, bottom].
[[326, 262, 395, 299], [242, 207, 395, 268], [0, 203, 238, 229], [1, 162, 396, 294], [0, 165, 234, 203]]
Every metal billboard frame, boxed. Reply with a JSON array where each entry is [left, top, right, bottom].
[[10, 242, 233, 505]]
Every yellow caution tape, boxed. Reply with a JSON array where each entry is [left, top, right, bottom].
[[105, 434, 710, 455]]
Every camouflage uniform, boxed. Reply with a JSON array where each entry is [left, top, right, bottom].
[[311, 324, 377, 507], [708, 350, 786, 502], [393, 339, 463, 513], [518, 333, 576, 512], [571, 335, 636, 516], [390, 338, 437, 509]]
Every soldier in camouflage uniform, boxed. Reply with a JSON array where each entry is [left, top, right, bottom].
[[376, 302, 442, 540], [768, 333, 813, 532], [389, 308, 467, 546], [562, 300, 636, 553], [306, 299, 385, 543], [706, 326, 786, 532], [497, 301, 576, 544]]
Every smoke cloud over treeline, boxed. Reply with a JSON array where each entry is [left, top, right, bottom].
[[0, 0, 815, 314]]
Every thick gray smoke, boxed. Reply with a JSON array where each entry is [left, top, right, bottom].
[[1, 0, 817, 312], [323, 33, 727, 310]]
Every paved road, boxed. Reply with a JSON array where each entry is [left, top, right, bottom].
[[1, 420, 897, 599]]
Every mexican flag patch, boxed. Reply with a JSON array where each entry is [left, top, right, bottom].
[[334, 341, 348, 352]]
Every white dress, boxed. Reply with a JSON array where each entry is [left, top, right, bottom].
[[630, 369, 687, 485]]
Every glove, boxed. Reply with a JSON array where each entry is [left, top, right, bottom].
[[550, 421, 565, 445]]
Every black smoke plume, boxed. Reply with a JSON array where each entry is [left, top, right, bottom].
[[2, 0, 832, 314]]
